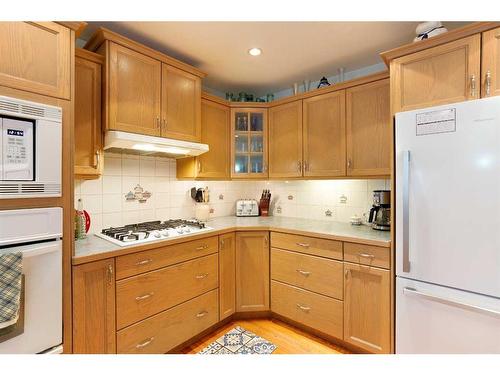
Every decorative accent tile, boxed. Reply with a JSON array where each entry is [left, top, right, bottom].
[[198, 326, 276, 355]]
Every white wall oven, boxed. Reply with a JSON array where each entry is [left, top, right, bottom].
[[0, 95, 62, 198]]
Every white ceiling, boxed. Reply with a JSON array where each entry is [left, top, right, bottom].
[[80, 22, 469, 96]]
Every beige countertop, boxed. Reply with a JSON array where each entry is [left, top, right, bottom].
[[73, 216, 391, 265]]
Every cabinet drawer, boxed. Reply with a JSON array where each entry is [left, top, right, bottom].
[[271, 248, 343, 299], [271, 232, 343, 260], [116, 236, 218, 279], [344, 242, 390, 269], [271, 281, 343, 339], [117, 289, 218, 354], [116, 253, 218, 329]]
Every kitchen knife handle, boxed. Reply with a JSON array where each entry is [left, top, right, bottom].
[[402, 150, 411, 273]]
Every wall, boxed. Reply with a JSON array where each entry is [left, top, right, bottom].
[[75, 151, 389, 233]]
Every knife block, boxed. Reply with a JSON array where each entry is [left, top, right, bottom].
[[259, 199, 270, 216]]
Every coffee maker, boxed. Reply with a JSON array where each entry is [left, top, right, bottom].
[[368, 190, 391, 231]]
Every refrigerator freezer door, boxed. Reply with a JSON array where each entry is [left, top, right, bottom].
[[395, 97, 500, 298], [396, 277, 500, 353]]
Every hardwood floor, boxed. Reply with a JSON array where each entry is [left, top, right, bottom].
[[180, 318, 351, 354]]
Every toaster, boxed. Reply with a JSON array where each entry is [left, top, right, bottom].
[[236, 199, 259, 217]]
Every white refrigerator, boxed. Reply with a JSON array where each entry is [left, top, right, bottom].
[[395, 97, 500, 354]]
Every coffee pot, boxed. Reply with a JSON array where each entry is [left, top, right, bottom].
[[368, 190, 391, 231]]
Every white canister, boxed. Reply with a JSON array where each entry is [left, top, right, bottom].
[[195, 203, 210, 222]]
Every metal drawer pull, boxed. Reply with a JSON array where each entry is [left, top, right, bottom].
[[196, 311, 209, 318], [136, 337, 155, 349], [296, 303, 311, 311], [403, 287, 500, 319], [357, 253, 375, 259], [195, 273, 209, 279], [485, 70, 492, 96], [135, 259, 153, 266], [296, 269, 311, 276], [196, 244, 209, 250], [135, 292, 154, 301], [470, 74, 476, 97], [296, 242, 310, 248]]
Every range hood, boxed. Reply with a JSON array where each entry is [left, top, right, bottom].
[[103, 131, 209, 159]]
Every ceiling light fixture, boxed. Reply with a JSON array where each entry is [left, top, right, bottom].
[[248, 48, 262, 56]]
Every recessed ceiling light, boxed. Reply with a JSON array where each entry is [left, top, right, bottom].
[[248, 48, 262, 56]]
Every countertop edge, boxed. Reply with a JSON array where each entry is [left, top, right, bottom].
[[72, 224, 391, 266]]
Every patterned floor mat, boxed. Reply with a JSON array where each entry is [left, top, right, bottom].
[[198, 326, 277, 354]]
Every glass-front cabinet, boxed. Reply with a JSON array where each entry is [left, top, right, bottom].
[[231, 108, 268, 178]]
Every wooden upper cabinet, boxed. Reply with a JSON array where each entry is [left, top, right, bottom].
[[161, 64, 202, 142], [108, 42, 161, 136], [75, 50, 103, 179], [343, 262, 390, 354], [268, 101, 303, 178], [219, 233, 236, 320], [72, 259, 116, 354], [482, 27, 500, 97], [303, 90, 346, 177], [390, 34, 481, 113], [0, 22, 71, 99], [235, 231, 270, 312], [346, 79, 390, 177]]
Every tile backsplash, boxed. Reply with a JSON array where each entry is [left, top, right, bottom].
[[75, 152, 390, 234]]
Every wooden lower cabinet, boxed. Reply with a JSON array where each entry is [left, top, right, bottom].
[[219, 233, 236, 320], [117, 289, 218, 354], [72, 259, 116, 354], [343, 262, 391, 354], [271, 281, 343, 339], [235, 231, 270, 312]]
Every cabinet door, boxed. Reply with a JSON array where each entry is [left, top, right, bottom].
[[198, 99, 230, 178], [343, 262, 390, 354], [73, 259, 116, 354], [390, 34, 481, 113], [268, 101, 303, 178], [303, 90, 346, 177], [346, 79, 390, 176], [108, 42, 161, 136], [161, 64, 201, 142], [219, 233, 236, 320], [482, 27, 500, 98], [231, 109, 268, 179], [75, 54, 102, 179], [235, 232, 270, 312], [0, 22, 71, 99]]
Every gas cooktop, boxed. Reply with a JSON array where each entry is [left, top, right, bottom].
[[95, 219, 212, 247]]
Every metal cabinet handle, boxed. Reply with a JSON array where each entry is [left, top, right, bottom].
[[485, 70, 492, 96], [107, 263, 113, 284], [162, 118, 167, 131], [296, 269, 311, 276], [357, 253, 375, 259], [196, 244, 209, 250], [263, 163, 268, 173], [195, 273, 209, 279], [220, 239, 225, 249], [196, 311, 209, 318], [296, 242, 310, 248], [345, 269, 350, 279], [135, 292, 154, 301], [197, 160, 202, 174], [136, 337, 155, 349], [94, 150, 100, 168], [297, 160, 302, 173], [403, 287, 500, 319], [402, 150, 411, 272], [470, 74, 477, 97], [135, 259, 153, 266], [347, 158, 352, 169], [303, 161, 309, 172], [296, 303, 311, 311]]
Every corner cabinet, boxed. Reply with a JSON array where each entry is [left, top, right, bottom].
[[346, 79, 390, 176], [231, 108, 268, 178], [75, 49, 103, 179], [343, 262, 390, 354], [0, 22, 71, 99], [235, 232, 270, 312], [72, 259, 116, 354], [390, 34, 481, 113]]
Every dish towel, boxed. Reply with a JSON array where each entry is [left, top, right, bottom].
[[0, 252, 23, 329]]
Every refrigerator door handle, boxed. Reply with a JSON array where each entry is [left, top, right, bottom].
[[403, 287, 500, 319], [402, 150, 411, 272]]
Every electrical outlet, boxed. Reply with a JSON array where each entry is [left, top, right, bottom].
[[287, 195, 294, 200], [276, 206, 282, 214]]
